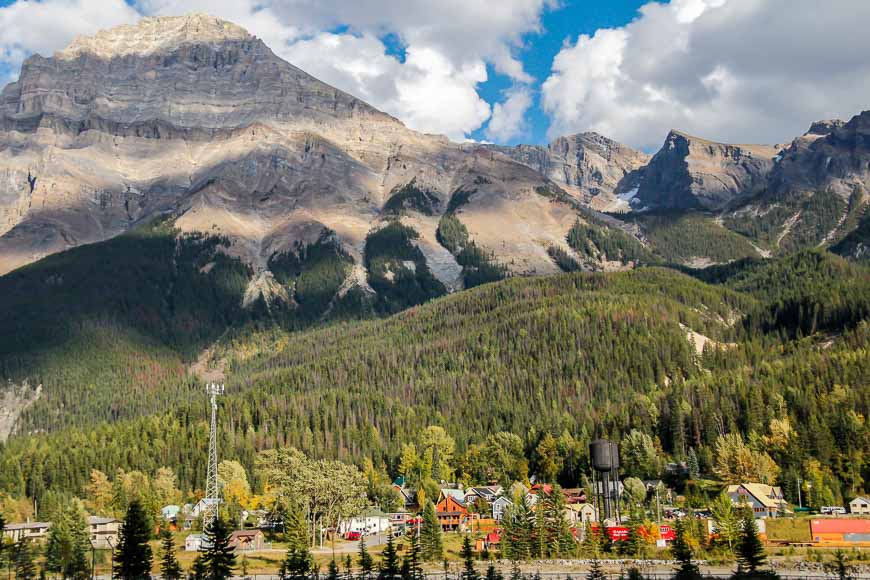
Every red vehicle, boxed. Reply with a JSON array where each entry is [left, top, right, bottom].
[[659, 525, 675, 541], [345, 531, 362, 541]]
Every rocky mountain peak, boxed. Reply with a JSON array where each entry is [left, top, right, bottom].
[[807, 119, 846, 137], [56, 13, 252, 60]]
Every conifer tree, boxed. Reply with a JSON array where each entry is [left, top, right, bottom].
[[159, 529, 183, 580], [735, 512, 770, 577], [825, 550, 853, 580], [420, 501, 443, 561], [114, 499, 153, 579], [671, 518, 700, 580], [460, 535, 479, 580], [626, 567, 644, 580], [190, 555, 208, 580], [202, 518, 236, 580], [379, 534, 401, 580], [14, 538, 37, 580], [0, 513, 6, 567], [485, 563, 503, 580], [542, 485, 574, 558], [345, 554, 354, 577], [586, 557, 605, 580], [620, 519, 643, 558], [327, 558, 340, 580], [45, 506, 91, 580], [402, 530, 423, 580], [358, 536, 374, 579]]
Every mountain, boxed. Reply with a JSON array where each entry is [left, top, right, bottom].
[[634, 130, 779, 211], [0, 13, 591, 297], [723, 113, 870, 257], [485, 132, 649, 211]]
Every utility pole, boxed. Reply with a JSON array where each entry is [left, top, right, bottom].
[[203, 383, 224, 530]]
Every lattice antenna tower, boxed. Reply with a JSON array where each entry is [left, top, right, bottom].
[[203, 382, 224, 529]]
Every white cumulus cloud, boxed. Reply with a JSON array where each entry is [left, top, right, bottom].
[[0, 0, 139, 78], [542, 0, 870, 150], [485, 88, 533, 142]]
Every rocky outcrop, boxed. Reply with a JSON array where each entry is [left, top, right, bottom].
[[636, 130, 778, 211], [487, 132, 649, 210], [768, 111, 870, 202]]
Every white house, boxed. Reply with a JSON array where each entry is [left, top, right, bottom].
[[185, 533, 212, 552], [88, 516, 121, 549], [338, 508, 391, 536], [726, 483, 788, 518], [565, 503, 597, 525], [492, 496, 513, 522], [850, 496, 870, 515], [2, 522, 51, 542]]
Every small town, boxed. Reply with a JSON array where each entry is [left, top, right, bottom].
[[2, 426, 869, 580]]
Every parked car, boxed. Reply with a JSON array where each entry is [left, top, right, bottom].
[[345, 531, 362, 541]]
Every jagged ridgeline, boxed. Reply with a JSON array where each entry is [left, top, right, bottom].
[[0, 251, 867, 504]]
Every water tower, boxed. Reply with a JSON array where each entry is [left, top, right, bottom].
[[589, 439, 621, 522]]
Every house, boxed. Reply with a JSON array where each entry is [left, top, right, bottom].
[[185, 533, 211, 552], [392, 484, 417, 511], [475, 531, 501, 552], [438, 487, 466, 504], [2, 522, 51, 542], [562, 488, 587, 504], [726, 483, 788, 518], [191, 498, 219, 518], [565, 503, 597, 525], [464, 486, 502, 506], [435, 495, 468, 531], [492, 496, 513, 522], [338, 508, 391, 537], [849, 496, 870, 515], [88, 516, 121, 549], [230, 530, 266, 551], [161, 505, 181, 522]]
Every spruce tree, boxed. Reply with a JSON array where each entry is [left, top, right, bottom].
[[671, 518, 700, 580], [485, 563, 503, 580], [420, 501, 443, 561], [345, 554, 354, 577], [190, 555, 208, 580], [45, 506, 91, 580], [586, 557, 605, 580], [626, 568, 644, 580], [402, 530, 423, 580], [460, 535, 479, 580], [542, 486, 574, 558], [328, 558, 340, 580], [825, 550, 853, 580], [202, 518, 236, 580], [379, 534, 401, 580], [358, 536, 374, 579], [14, 538, 37, 580], [735, 513, 769, 577], [114, 499, 153, 580], [620, 519, 643, 558], [159, 529, 183, 580], [282, 540, 313, 579]]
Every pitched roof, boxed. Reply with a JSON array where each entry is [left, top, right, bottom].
[[727, 483, 785, 509], [3, 522, 50, 531], [850, 496, 870, 504], [88, 516, 120, 525]]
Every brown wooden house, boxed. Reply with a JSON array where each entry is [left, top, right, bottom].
[[436, 495, 468, 531]]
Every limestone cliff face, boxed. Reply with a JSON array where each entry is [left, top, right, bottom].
[[487, 132, 649, 210], [635, 130, 778, 211], [768, 111, 870, 201], [0, 14, 576, 288]]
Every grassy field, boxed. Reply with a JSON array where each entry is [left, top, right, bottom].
[[765, 518, 813, 542]]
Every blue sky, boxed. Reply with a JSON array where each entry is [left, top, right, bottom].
[[1, 1, 869, 150], [470, 1, 647, 145]]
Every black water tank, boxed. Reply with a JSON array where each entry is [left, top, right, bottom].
[[609, 440, 620, 470], [590, 439, 613, 471]]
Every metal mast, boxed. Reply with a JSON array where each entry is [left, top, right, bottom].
[[203, 382, 224, 529]]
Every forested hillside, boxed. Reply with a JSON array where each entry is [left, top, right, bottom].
[[0, 249, 867, 515]]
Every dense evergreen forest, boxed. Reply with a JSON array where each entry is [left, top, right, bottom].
[[0, 222, 867, 518]]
